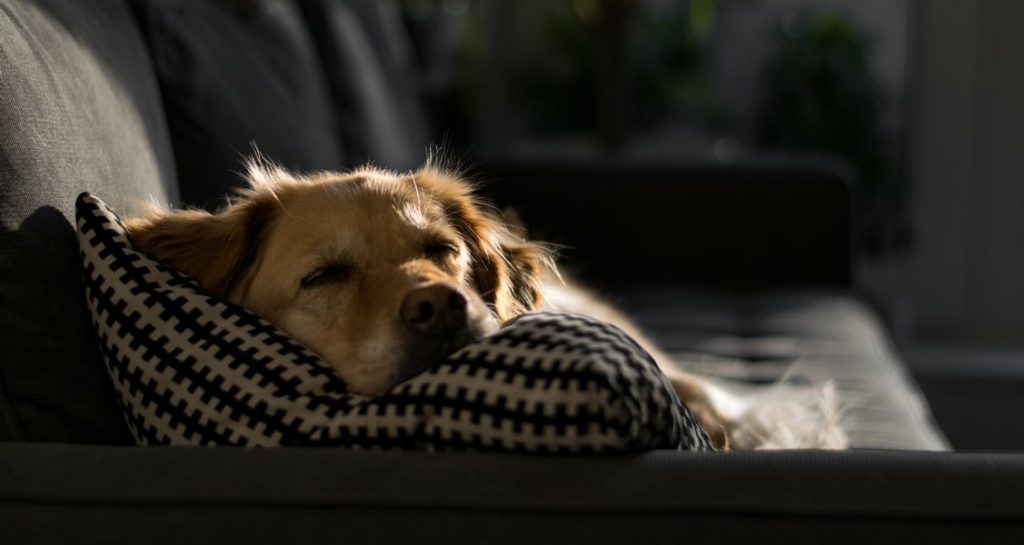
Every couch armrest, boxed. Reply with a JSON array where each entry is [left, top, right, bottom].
[[475, 156, 853, 290], [1, 444, 1022, 544]]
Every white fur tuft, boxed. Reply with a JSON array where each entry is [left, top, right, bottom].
[[243, 157, 295, 189], [726, 379, 848, 450], [235, 146, 297, 192]]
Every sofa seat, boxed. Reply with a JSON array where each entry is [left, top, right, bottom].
[[620, 289, 949, 451], [2, 445, 1021, 545]]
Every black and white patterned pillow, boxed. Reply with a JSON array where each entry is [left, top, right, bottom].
[[76, 193, 711, 452]]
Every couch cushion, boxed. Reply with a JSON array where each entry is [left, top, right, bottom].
[[132, 0, 346, 209], [620, 288, 950, 450], [0, 0, 176, 443], [76, 194, 711, 451], [301, 0, 430, 171]]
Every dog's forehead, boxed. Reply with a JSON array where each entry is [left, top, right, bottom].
[[266, 173, 455, 258], [326, 173, 447, 221]]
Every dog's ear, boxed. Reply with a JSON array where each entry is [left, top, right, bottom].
[[414, 167, 548, 321], [125, 192, 278, 300], [474, 233, 547, 321]]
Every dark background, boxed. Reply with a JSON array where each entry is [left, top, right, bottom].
[[393, 0, 1024, 449]]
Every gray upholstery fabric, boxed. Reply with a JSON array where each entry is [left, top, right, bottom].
[[132, 0, 346, 209], [301, 0, 430, 171], [2, 444, 1022, 543], [0, 0, 176, 443], [621, 289, 950, 450]]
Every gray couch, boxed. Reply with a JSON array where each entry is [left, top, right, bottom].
[[1, 1, 1021, 543]]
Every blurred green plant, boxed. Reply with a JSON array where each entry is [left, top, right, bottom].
[[516, 0, 723, 136], [757, 12, 894, 196], [757, 11, 907, 254], [631, 1, 724, 129], [519, 2, 597, 133]]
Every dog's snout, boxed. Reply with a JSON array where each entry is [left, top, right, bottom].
[[400, 284, 468, 335]]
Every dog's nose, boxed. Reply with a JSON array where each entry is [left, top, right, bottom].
[[400, 283, 468, 335]]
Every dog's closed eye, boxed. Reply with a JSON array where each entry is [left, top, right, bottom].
[[424, 241, 460, 260], [300, 262, 354, 289]]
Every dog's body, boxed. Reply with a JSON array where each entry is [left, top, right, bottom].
[[127, 161, 843, 449]]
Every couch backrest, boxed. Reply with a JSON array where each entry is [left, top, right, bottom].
[[301, 0, 430, 172], [0, 0, 177, 443], [131, 0, 347, 209], [0, 0, 427, 444]]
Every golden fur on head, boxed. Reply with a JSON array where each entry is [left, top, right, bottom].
[[126, 158, 847, 450], [412, 163, 550, 320], [126, 161, 550, 395]]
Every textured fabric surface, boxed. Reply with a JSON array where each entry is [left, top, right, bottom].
[[131, 0, 346, 209], [77, 194, 710, 452], [3, 444, 1024, 544], [0, 0, 176, 443], [301, 0, 430, 171], [621, 288, 950, 450]]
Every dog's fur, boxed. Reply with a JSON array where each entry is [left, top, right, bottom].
[[126, 161, 845, 449]]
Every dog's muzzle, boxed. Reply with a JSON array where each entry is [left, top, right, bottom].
[[400, 283, 469, 336], [397, 282, 497, 374]]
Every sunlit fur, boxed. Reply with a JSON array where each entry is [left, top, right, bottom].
[[126, 160, 846, 450], [125, 162, 546, 397]]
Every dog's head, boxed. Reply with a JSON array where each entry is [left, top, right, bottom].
[[126, 163, 548, 395]]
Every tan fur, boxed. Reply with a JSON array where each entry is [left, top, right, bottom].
[[126, 161, 734, 445], [413, 167, 548, 321]]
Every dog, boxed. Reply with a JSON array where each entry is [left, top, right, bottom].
[[126, 160, 845, 449]]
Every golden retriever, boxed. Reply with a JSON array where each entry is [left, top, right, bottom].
[[126, 161, 761, 448]]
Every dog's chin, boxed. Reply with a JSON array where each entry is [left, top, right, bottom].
[[387, 315, 500, 392]]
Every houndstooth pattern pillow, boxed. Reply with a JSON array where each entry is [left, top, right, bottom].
[[76, 193, 712, 452]]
